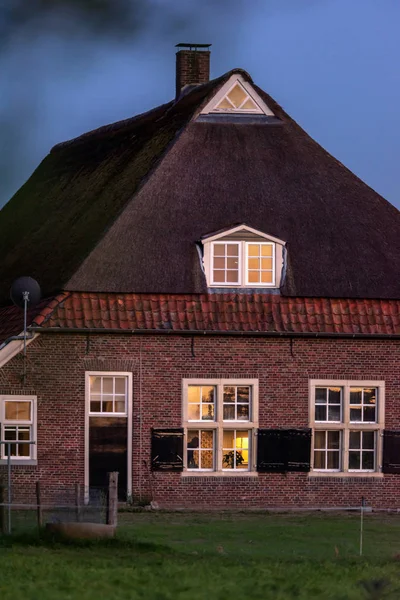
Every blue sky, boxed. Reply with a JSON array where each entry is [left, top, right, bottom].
[[1, 0, 399, 209]]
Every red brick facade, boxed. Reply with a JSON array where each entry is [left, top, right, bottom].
[[1, 332, 400, 509]]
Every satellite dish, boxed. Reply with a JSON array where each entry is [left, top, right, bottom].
[[10, 277, 41, 309]]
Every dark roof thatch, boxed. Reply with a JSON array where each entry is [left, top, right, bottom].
[[1, 69, 400, 303]]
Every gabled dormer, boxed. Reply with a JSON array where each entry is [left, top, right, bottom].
[[200, 73, 274, 117], [200, 225, 286, 289]]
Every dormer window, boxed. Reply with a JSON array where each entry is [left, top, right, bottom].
[[200, 74, 275, 117], [202, 225, 285, 289]]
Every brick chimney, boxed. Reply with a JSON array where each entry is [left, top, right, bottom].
[[175, 43, 211, 98]]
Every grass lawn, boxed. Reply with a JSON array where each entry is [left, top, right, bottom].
[[1, 512, 400, 599]]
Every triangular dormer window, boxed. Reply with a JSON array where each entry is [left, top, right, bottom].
[[200, 74, 274, 117]]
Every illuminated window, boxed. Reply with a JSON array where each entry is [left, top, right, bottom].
[[210, 241, 275, 287], [213, 82, 262, 113], [310, 381, 384, 474], [0, 396, 36, 461], [183, 380, 258, 473], [89, 375, 128, 415]]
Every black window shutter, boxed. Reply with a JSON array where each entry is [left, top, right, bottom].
[[257, 429, 311, 473], [382, 430, 400, 474], [151, 428, 184, 472]]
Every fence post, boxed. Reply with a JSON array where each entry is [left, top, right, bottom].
[[107, 472, 118, 527], [0, 481, 6, 534], [75, 483, 82, 523], [36, 481, 43, 530]]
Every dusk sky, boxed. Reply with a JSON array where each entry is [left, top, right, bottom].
[[1, 0, 399, 209]]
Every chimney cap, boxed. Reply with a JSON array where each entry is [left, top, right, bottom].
[[175, 43, 212, 51]]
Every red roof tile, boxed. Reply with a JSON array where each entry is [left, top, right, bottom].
[[0, 297, 57, 345], [27, 292, 400, 336]]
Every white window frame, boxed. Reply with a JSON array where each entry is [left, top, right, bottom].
[[210, 241, 276, 288], [182, 379, 259, 476], [244, 241, 276, 287], [85, 372, 133, 497], [309, 380, 384, 476], [88, 373, 129, 417], [0, 395, 37, 463]]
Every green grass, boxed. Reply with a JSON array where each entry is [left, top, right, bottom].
[[1, 512, 400, 599]]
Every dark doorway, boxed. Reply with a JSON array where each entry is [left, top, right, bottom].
[[89, 416, 128, 500]]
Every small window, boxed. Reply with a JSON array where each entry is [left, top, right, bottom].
[[183, 379, 258, 474], [89, 375, 128, 415], [310, 381, 384, 474], [210, 240, 276, 287], [213, 82, 262, 113], [0, 396, 36, 461]]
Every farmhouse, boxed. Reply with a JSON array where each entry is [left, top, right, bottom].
[[1, 45, 400, 508]]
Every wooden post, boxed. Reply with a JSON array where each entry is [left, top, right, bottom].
[[36, 481, 43, 530], [75, 483, 82, 523], [106, 472, 118, 527], [0, 482, 6, 535]]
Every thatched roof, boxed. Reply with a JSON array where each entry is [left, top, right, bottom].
[[1, 69, 399, 304]]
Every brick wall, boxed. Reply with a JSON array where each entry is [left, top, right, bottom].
[[1, 333, 400, 508], [176, 50, 210, 97]]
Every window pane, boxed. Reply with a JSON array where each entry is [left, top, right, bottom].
[[261, 258, 272, 270], [213, 257, 225, 269], [202, 451, 214, 469], [314, 431, 326, 449], [201, 404, 214, 420], [201, 387, 215, 404], [327, 431, 340, 449], [90, 401, 101, 413], [213, 244, 225, 256], [248, 258, 260, 269], [315, 388, 327, 403], [363, 431, 375, 449], [18, 443, 30, 457], [362, 452, 374, 470], [248, 245, 259, 257], [237, 387, 250, 402], [227, 84, 247, 107], [201, 431, 214, 448], [328, 388, 341, 404], [227, 244, 238, 256], [328, 406, 340, 421], [227, 258, 238, 270], [350, 408, 362, 422], [223, 430, 234, 448], [213, 270, 225, 283], [241, 98, 258, 110], [216, 98, 234, 110], [223, 386, 235, 403], [5, 401, 31, 421], [349, 431, 361, 449], [237, 405, 249, 420], [363, 407, 376, 422], [187, 430, 199, 468], [315, 405, 327, 421], [248, 271, 259, 283], [103, 378, 113, 394], [350, 389, 362, 404], [188, 386, 200, 403], [115, 400, 125, 413], [223, 405, 235, 420], [261, 245, 273, 257], [115, 378, 126, 394], [261, 272, 273, 284], [4, 428, 16, 441], [188, 404, 200, 420], [90, 376, 101, 393], [314, 450, 325, 469], [227, 270, 239, 283], [327, 452, 339, 469], [364, 389, 376, 403], [349, 452, 360, 469], [102, 396, 113, 412]]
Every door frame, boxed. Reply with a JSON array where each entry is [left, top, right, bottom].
[[85, 371, 133, 498]]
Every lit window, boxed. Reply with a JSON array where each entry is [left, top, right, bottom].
[[183, 380, 258, 473], [213, 82, 261, 113], [0, 397, 36, 461], [310, 381, 384, 474], [89, 375, 127, 415], [210, 241, 275, 287]]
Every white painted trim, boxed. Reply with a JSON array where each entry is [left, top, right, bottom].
[[202, 224, 285, 246], [0, 395, 37, 462], [182, 378, 259, 475], [85, 371, 133, 498], [309, 379, 385, 475], [210, 240, 241, 286], [0, 333, 40, 369], [200, 74, 274, 116]]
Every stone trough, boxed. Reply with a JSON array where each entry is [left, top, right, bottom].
[[46, 522, 116, 540]]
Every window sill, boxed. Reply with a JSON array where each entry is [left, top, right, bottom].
[[308, 472, 383, 478], [0, 459, 37, 467], [182, 471, 258, 478]]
